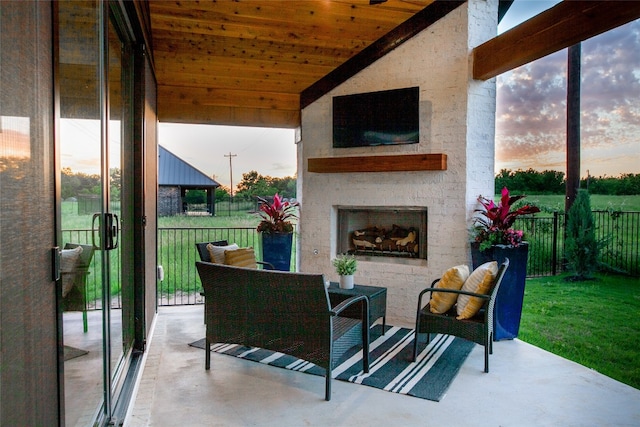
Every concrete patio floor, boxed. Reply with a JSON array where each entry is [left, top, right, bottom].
[[125, 305, 640, 427]]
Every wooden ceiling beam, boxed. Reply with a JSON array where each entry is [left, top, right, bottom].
[[157, 85, 299, 112], [158, 99, 300, 128], [473, 1, 640, 80]]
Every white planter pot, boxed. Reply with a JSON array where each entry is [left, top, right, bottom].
[[339, 275, 354, 289]]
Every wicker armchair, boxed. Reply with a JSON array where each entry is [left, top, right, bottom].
[[412, 258, 509, 373]]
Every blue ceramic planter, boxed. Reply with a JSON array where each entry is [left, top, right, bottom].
[[261, 232, 293, 271], [471, 242, 529, 340]]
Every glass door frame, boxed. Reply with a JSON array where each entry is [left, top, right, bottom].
[[96, 1, 137, 424], [55, 0, 139, 425]]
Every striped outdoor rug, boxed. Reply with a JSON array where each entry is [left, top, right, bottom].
[[189, 325, 474, 401]]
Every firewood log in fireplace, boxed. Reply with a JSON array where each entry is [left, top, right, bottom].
[[351, 226, 418, 255]]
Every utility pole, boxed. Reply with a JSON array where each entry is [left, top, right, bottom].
[[224, 152, 237, 215]]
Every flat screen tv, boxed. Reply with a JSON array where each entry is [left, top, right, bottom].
[[333, 86, 419, 148]]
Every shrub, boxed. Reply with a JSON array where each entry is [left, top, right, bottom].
[[564, 189, 600, 280]]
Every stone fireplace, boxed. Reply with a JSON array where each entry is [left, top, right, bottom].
[[297, 1, 498, 326], [337, 207, 427, 262]]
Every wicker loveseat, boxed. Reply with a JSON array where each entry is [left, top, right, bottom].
[[196, 261, 370, 401]]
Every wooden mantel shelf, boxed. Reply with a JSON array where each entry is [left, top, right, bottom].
[[307, 153, 447, 173]]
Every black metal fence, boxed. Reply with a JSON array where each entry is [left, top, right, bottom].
[[61, 210, 638, 309], [156, 227, 266, 306], [212, 199, 259, 216], [517, 210, 639, 277]]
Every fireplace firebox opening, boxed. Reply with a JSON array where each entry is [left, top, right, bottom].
[[337, 206, 427, 260]]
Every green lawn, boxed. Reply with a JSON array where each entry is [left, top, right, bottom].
[[61, 200, 266, 230], [526, 194, 640, 212], [520, 273, 640, 390]]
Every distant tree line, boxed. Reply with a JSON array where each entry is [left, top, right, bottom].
[[62, 167, 638, 201], [232, 170, 296, 200], [61, 167, 121, 200], [63, 167, 295, 205], [495, 169, 640, 196], [184, 170, 297, 205]]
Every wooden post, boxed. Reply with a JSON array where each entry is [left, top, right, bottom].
[[566, 43, 581, 214]]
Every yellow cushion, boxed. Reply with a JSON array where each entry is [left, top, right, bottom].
[[456, 261, 498, 320], [429, 265, 469, 314], [207, 243, 238, 264], [224, 247, 257, 269]]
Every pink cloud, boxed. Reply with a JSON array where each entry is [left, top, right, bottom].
[[496, 19, 640, 176]]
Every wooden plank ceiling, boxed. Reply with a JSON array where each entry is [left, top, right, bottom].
[[148, 0, 439, 128], [149, 1, 640, 129]]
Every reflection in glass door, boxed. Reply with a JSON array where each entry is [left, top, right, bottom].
[[58, 2, 104, 423], [105, 10, 135, 417], [57, 1, 134, 425]]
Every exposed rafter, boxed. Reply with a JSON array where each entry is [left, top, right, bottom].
[[473, 1, 640, 81]]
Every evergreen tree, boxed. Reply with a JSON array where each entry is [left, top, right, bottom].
[[564, 189, 599, 280]]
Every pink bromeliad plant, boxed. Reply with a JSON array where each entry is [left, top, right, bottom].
[[256, 193, 299, 234], [472, 187, 540, 251]]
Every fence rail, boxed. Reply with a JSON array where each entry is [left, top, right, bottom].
[[516, 211, 639, 277], [62, 210, 638, 309], [156, 227, 265, 306]]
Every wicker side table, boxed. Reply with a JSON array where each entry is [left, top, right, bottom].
[[328, 283, 387, 333]]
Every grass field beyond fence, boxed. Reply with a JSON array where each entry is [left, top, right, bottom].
[[520, 273, 640, 390]]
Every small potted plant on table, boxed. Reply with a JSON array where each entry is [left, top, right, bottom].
[[332, 254, 357, 289]]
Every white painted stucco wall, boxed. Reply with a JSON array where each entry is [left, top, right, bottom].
[[297, 0, 498, 326]]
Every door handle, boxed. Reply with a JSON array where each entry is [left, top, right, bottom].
[[92, 213, 100, 249], [92, 212, 119, 250], [107, 213, 119, 250], [52, 246, 61, 281]]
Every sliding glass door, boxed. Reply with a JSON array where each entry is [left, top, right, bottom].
[[57, 1, 135, 424]]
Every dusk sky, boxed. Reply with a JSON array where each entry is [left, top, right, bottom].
[[159, 124, 297, 189], [155, 1, 638, 189], [496, 1, 640, 178]]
